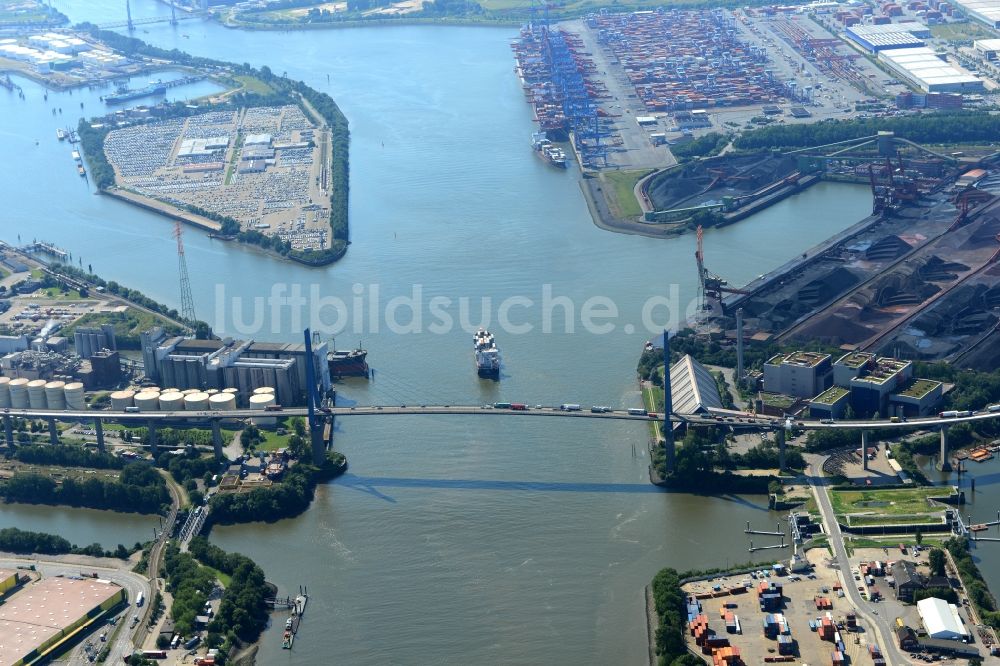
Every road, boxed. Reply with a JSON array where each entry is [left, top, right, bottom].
[[4, 403, 1000, 431], [0, 556, 150, 666], [805, 456, 912, 665]]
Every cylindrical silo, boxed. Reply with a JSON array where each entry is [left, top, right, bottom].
[[0, 377, 10, 408], [249, 393, 276, 425], [181, 389, 199, 395], [184, 392, 210, 411], [158, 391, 185, 412], [63, 382, 85, 411], [209, 392, 236, 411], [27, 380, 47, 409], [110, 390, 135, 411], [9, 378, 29, 409], [253, 386, 275, 396], [223, 387, 239, 394], [134, 391, 160, 412], [45, 381, 66, 410], [205, 389, 219, 396]]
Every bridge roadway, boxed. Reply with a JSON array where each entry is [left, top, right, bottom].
[[3, 404, 1000, 430]]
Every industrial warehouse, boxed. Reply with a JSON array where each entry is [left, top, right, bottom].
[[0, 573, 125, 666]]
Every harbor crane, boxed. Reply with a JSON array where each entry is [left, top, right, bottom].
[[695, 225, 749, 312]]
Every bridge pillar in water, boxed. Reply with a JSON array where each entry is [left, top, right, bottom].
[[777, 427, 786, 473], [861, 430, 869, 471], [3, 415, 12, 447], [47, 417, 58, 446], [148, 420, 158, 457], [94, 418, 105, 453], [939, 425, 951, 472], [211, 419, 224, 459]]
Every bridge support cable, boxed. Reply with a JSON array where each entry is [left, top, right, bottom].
[[95, 418, 105, 452], [211, 419, 224, 459], [939, 425, 951, 471], [776, 427, 786, 473], [662, 329, 675, 474], [861, 430, 869, 472], [148, 420, 158, 457]]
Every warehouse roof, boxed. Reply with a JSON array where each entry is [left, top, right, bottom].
[[878, 47, 983, 90], [668, 354, 723, 415], [917, 597, 969, 640]]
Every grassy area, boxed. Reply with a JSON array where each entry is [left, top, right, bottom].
[[847, 514, 944, 526], [830, 487, 957, 517], [847, 535, 949, 548], [41, 286, 85, 300], [930, 21, 997, 42], [255, 428, 294, 452], [601, 169, 651, 219], [30, 268, 44, 279], [200, 564, 232, 588], [233, 74, 275, 96]]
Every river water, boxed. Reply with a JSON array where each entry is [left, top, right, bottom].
[[0, 3, 878, 663]]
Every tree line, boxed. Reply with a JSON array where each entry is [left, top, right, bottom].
[[0, 462, 169, 514], [733, 111, 1000, 151], [188, 537, 270, 647], [0, 526, 136, 559]]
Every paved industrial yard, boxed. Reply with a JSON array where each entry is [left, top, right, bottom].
[[105, 104, 333, 252]]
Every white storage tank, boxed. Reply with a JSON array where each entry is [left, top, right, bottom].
[[209, 392, 236, 411], [27, 379, 48, 409], [253, 386, 275, 396], [9, 378, 29, 408], [45, 381, 66, 410], [134, 391, 160, 412], [110, 390, 135, 411], [182, 389, 199, 395], [184, 392, 210, 411], [205, 389, 219, 396], [0, 376, 10, 408], [158, 392, 185, 412], [63, 382, 86, 410], [249, 393, 276, 425]]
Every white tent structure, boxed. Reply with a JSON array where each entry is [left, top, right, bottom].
[[917, 597, 969, 640]]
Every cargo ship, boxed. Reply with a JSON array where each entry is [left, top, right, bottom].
[[531, 132, 567, 169], [103, 81, 167, 105], [474, 328, 501, 378], [327, 343, 369, 378]]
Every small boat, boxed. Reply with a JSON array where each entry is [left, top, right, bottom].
[[56, 128, 66, 140], [71, 150, 81, 162], [77, 164, 86, 176]]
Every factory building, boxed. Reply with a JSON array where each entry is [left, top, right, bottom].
[[952, 0, 1000, 27], [845, 24, 926, 52], [0, 334, 29, 355], [974, 38, 1000, 59], [0, 576, 124, 666], [878, 47, 984, 93], [73, 324, 117, 359], [849, 357, 912, 417], [141, 329, 330, 406], [808, 386, 850, 420], [763, 351, 833, 399]]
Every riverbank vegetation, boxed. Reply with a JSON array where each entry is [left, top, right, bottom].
[[942, 537, 1000, 630], [652, 428, 785, 494], [0, 526, 138, 558], [10, 443, 125, 469], [162, 538, 269, 659], [0, 462, 170, 514], [650, 567, 707, 666], [76, 28, 350, 268], [207, 451, 346, 524]]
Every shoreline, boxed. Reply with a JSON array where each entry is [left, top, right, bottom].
[[221, 15, 521, 31]]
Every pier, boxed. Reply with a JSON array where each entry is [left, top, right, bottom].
[[745, 521, 785, 537], [748, 538, 787, 553], [21, 241, 69, 262]]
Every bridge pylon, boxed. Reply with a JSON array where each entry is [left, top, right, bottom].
[[662, 329, 675, 474]]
